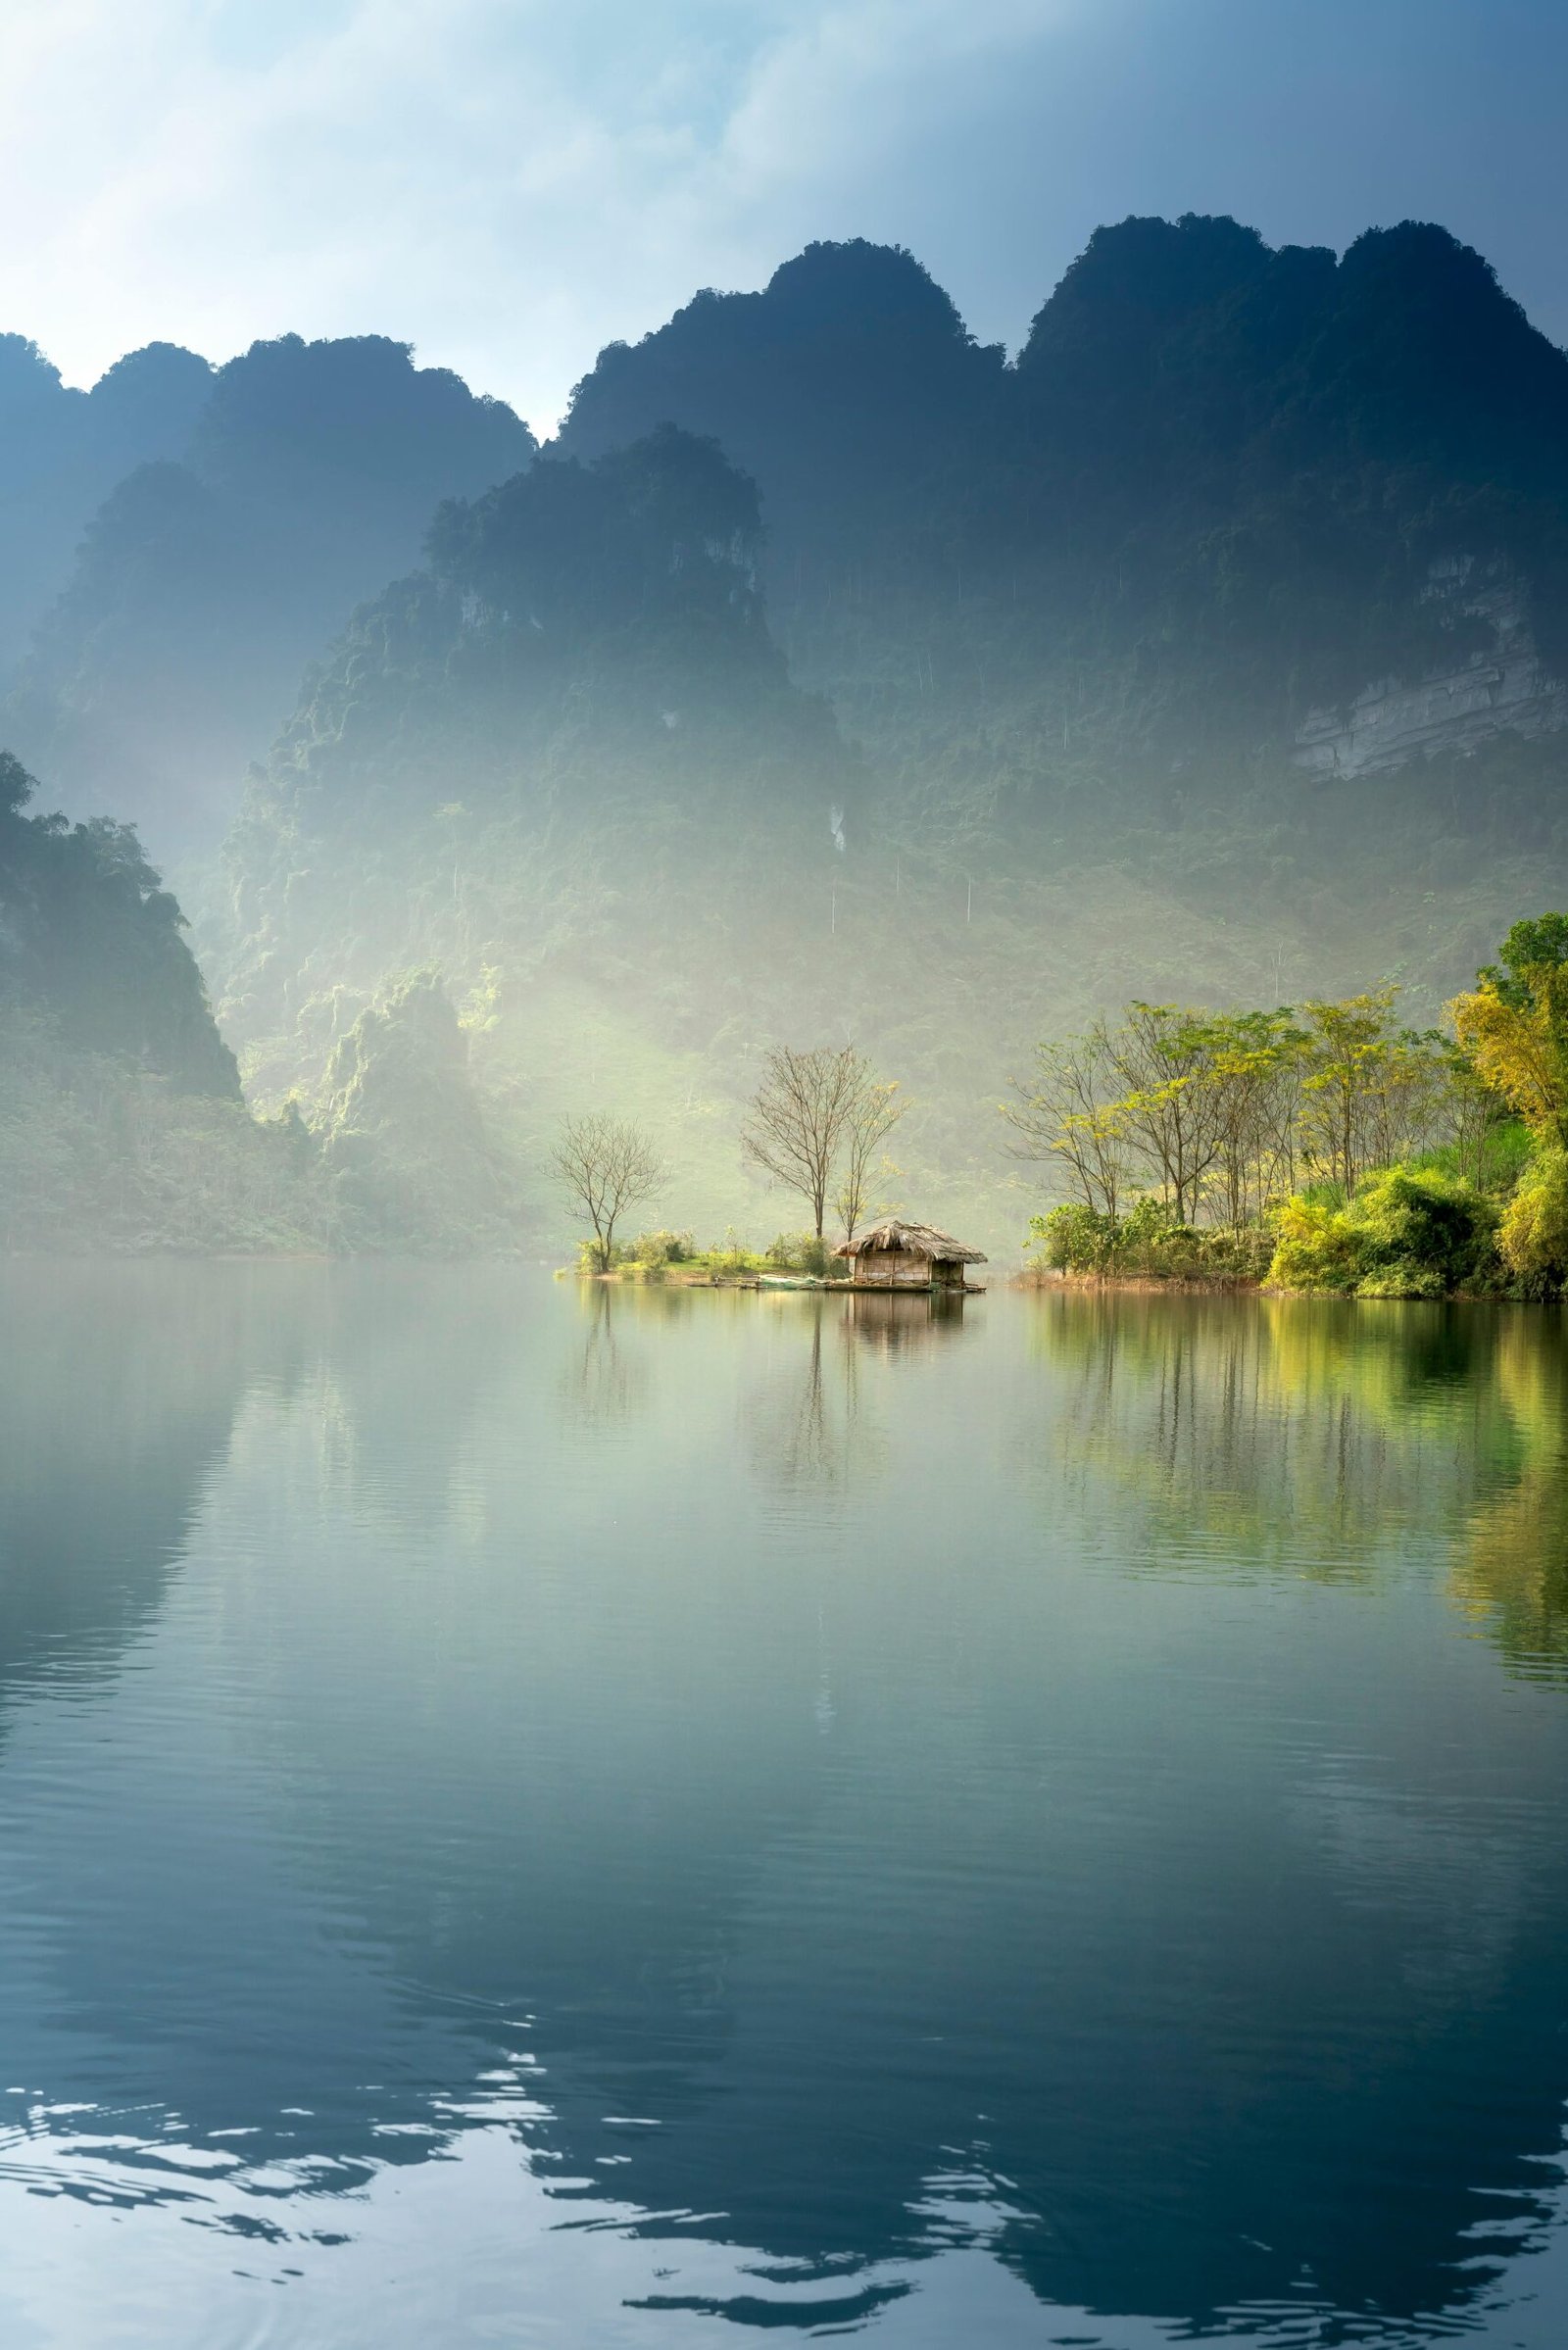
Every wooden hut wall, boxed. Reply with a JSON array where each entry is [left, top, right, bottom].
[[853, 1248, 936, 1288]]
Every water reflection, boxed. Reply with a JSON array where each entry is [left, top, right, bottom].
[[0, 1270, 1565, 2346], [1452, 1314, 1568, 1667], [0, 1264, 318, 1693], [841, 1287, 973, 1350], [560, 1279, 650, 1424], [1029, 1290, 1568, 1667]]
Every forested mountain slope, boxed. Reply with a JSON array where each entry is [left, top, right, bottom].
[[213, 370, 1568, 1254], [19, 209, 1563, 1254], [220, 424, 854, 1067], [0, 749, 235, 1096], [561, 219, 1568, 831], [6, 335, 534, 853], [0, 746, 512, 1255], [0, 336, 214, 678], [0, 749, 289, 1250]]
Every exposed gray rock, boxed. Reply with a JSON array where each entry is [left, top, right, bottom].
[[1295, 563, 1568, 776]]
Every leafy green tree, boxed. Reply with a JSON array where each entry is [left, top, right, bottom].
[[1499, 1148, 1568, 1287], [1451, 913, 1568, 1149], [1295, 990, 1447, 1196], [1098, 1004, 1226, 1226], [1189, 1007, 1305, 1226]]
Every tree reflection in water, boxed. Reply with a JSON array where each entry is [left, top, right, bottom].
[[1, 1273, 1567, 2346], [1026, 1287, 1568, 1669]]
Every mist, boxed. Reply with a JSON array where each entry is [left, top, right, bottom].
[[5, 21, 1568, 2345]]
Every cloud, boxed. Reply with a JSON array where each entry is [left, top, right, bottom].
[[0, 0, 1562, 438], [0, 0, 1114, 429]]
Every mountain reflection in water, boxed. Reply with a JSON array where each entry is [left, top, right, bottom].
[[0, 1267, 1565, 2347]]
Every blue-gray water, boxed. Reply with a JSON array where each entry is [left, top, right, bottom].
[[2, 1267, 1567, 2348]]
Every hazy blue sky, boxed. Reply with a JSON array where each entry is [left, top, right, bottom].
[[2, 0, 1564, 434]]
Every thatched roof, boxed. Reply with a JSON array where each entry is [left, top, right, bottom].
[[832, 1218, 988, 1263]]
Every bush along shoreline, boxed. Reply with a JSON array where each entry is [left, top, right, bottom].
[[1013, 915, 1568, 1303], [568, 1230, 838, 1283]]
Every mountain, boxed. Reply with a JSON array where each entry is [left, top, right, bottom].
[[42, 212, 1568, 1255], [560, 219, 1568, 814], [207, 220, 1568, 1251], [217, 425, 858, 1179], [0, 748, 235, 1093], [0, 749, 326, 1251], [563, 237, 1006, 572], [0, 336, 214, 677], [7, 334, 535, 853]]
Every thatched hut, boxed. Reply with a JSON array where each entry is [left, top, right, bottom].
[[832, 1218, 987, 1291]]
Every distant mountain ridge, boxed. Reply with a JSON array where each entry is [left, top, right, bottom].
[[8, 212, 1568, 1252], [560, 218, 1568, 801], [8, 214, 1568, 862], [0, 335, 214, 677], [4, 334, 533, 850]]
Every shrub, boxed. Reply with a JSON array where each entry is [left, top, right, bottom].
[[576, 1235, 631, 1273], [1353, 1260, 1452, 1299], [706, 1226, 768, 1279], [1029, 1202, 1120, 1272], [1160, 1224, 1276, 1282], [1348, 1164, 1497, 1296], [1499, 1147, 1568, 1289], [1029, 1197, 1274, 1282], [628, 1228, 694, 1270], [764, 1231, 832, 1275], [1269, 1163, 1497, 1297], [1269, 1196, 1362, 1292]]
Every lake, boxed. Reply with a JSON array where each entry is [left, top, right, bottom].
[[0, 1267, 1566, 2348]]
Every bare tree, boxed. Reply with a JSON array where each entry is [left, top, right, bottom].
[[1098, 1003, 1227, 1226], [835, 1078, 906, 1239], [742, 1045, 892, 1240], [1002, 1027, 1128, 1218], [552, 1114, 668, 1271]]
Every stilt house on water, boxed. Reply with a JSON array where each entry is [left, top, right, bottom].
[[832, 1219, 988, 1291]]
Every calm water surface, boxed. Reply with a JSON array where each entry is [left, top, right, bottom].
[[1, 1267, 1567, 2348]]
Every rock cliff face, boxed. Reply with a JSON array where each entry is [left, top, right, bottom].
[[1295, 563, 1568, 777]]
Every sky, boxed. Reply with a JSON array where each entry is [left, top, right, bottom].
[[1, 0, 1565, 438]]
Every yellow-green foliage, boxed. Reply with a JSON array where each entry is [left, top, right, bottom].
[[1448, 912, 1568, 1148], [579, 1228, 826, 1280], [1030, 1197, 1272, 1282], [1267, 1195, 1364, 1293], [1499, 1147, 1568, 1284], [1269, 1163, 1496, 1297]]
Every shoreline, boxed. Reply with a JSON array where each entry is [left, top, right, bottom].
[[1017, 1269, 1263, 1295], [580, 1270, 987, 1294], [1018, 1269, 1562, 1305]]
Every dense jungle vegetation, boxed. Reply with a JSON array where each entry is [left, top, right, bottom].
[[6, 212, 1568, 1255], [0, 751, 511, 1253], [1020, 913, 1568, 1297]]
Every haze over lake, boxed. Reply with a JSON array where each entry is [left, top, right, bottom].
[[0, 1269, 1565, 2346]]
